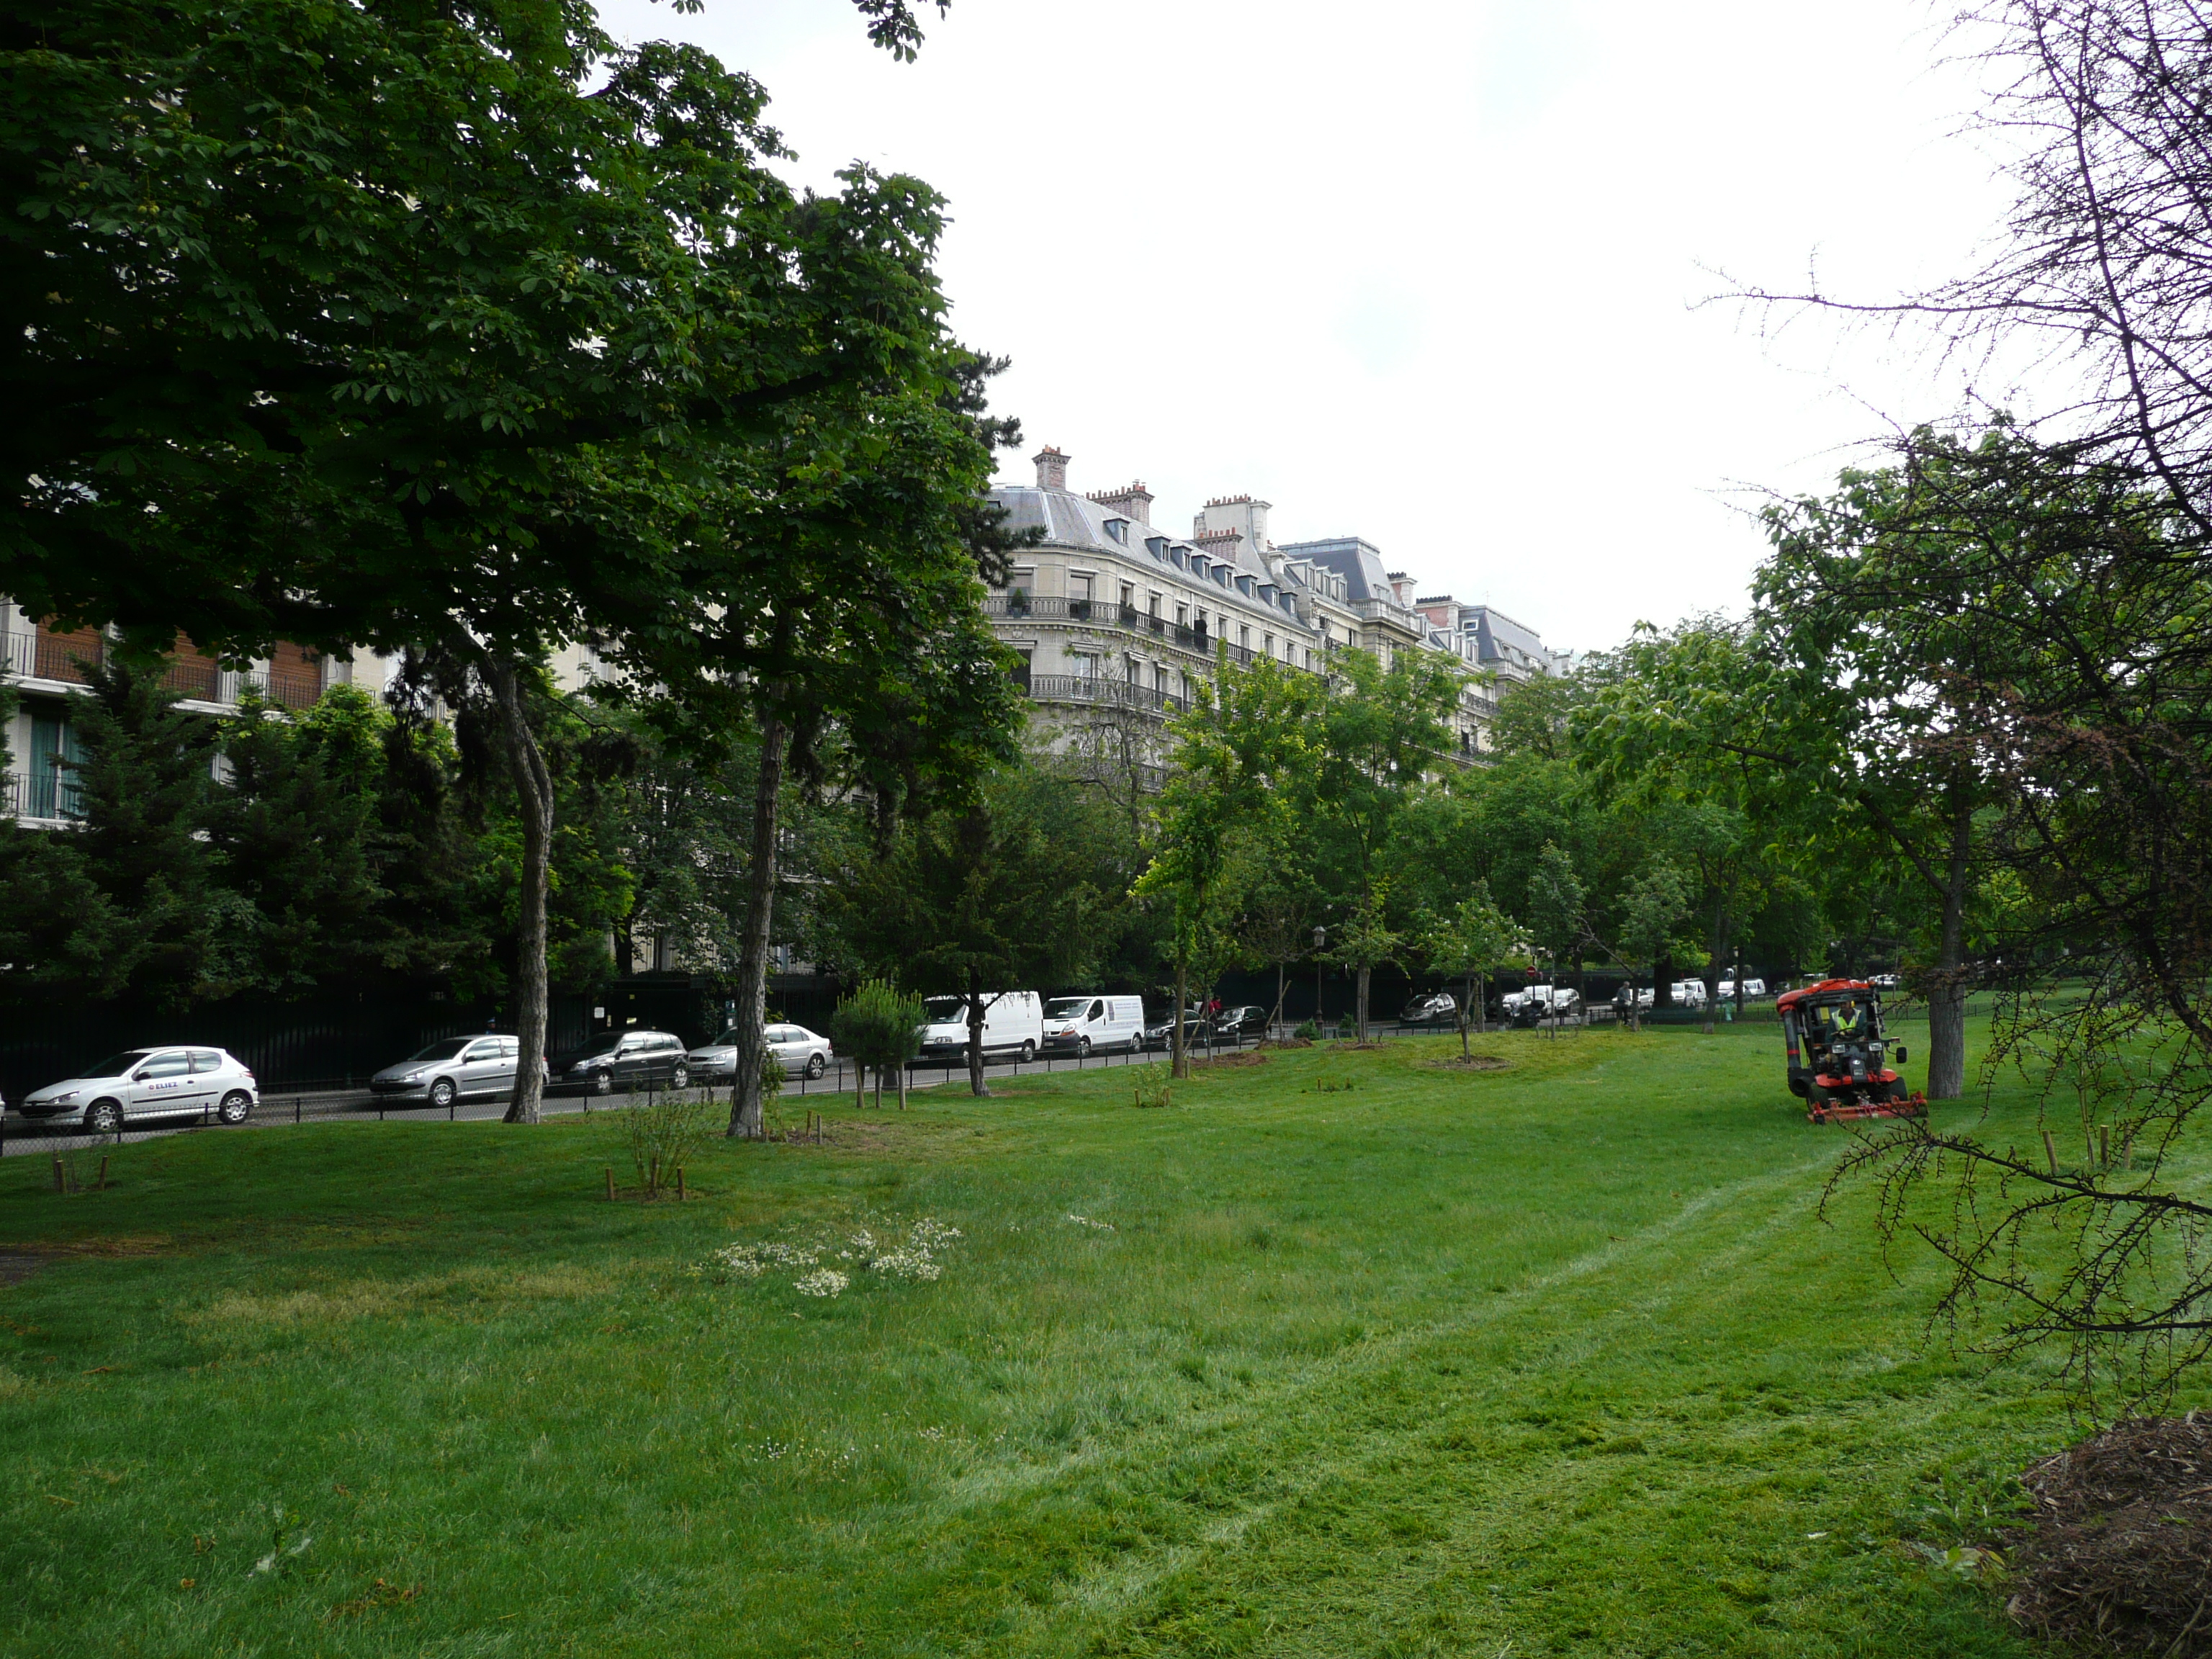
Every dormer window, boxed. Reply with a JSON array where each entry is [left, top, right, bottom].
[[1103, 517, 1130, 546], [1235, 575, 1255, 598], [1146, 536, 1166, 559]]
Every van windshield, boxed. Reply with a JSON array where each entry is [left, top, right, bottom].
[[922, 997, 968, 1021], [1045, 998, 1092, 1018]]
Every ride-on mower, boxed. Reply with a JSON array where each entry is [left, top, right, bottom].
[[1775, 978, 1928, 1124]]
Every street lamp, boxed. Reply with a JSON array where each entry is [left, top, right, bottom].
[[1312, 925, 1328, 1034]]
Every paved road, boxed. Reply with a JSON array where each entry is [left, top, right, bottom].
[[0, 1035, 1294, 1159]]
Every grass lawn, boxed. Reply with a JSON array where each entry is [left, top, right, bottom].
[[0, 1022, 2163, 1656]]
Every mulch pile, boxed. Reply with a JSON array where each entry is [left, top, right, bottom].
[[1422, 1054, 1510, 1071], [2008, 1414, 2212, 1654], [1191, 1050, 1269, 1069]]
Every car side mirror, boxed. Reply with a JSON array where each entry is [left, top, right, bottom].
[[1894, 1046, 1907, 1064], [131, 1071, 148, 1083]]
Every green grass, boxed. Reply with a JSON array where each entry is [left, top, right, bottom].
[[0, 1025, 2157, 1656]]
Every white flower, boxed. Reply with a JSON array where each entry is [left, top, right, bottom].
[[1066, 1213, 1116, 1232], [793, 1269, 849, 1298]]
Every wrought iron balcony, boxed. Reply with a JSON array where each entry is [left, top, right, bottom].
[[1023, 674, 1190, 717]]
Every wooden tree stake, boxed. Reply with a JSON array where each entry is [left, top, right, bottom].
[[606, 1166, 616, 1202], [675, 1168, 686, 1202], [2042, 1128, 2059, 1175]]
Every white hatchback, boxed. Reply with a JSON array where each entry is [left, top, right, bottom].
[[15, 1047, 258, 1133]]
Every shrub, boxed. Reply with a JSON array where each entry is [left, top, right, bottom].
[[1130, 1063, 1172, 1109], [1294, 1018, 1321, 1042], [624, 1089, 713, 1196]]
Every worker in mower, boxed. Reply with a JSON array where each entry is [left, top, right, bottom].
[[1832, 997, 1868, 1041]]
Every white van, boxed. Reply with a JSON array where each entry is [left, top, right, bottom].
[[1717, 978, 1768, 1000], [916, 992, 1045, 1062], [1041, 994, 1144, 1056], [1670, 979, 1709, 1008]]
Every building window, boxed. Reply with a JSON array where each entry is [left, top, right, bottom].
[[1105, 518, 1129, 545], [1175, 603, 1188, 629], [1238, 625, 1250, 650], [1263, 633, 1274, 658], [1071, 652, 1100, 680], [1070, 573, 1094, 601], [1119, 583, 1134, 611], [27, 709, 84, 819]]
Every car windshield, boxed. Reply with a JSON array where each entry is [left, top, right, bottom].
[[572, 1033, 625, 1057], [1045, 999, 1092, 1018], [408, 1039, 473, 1062], [81, 1051, 152, 1078], [922, 997, 968, 1020], [708, 1028, 739, 1046]]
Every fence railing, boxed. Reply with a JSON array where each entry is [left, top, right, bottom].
[[0, 630, 33, 682]]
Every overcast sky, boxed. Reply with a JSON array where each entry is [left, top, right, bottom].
[[599, 0, 2026, 652]]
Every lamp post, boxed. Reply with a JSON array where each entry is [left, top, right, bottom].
[[1313, 925, 1328, 1035]]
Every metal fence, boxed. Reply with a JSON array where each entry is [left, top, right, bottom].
[[0, 1018, 1512, 1160]]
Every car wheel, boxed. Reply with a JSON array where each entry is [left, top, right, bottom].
[[1076, 1036, 1092, 1058], [806, 1052, 825, 1080], [671, 1062, 689, 1090], [216, 1091, 253, 1126], [84, 1098, 122, 1135], [593, 1069, 614, 1096], [1018, 1040, 1036, 1064], [429, 1077, 457, 1110]]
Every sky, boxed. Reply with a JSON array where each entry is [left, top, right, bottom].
[[598, 0, 2028, 653]]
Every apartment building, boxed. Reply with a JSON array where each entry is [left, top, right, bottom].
[[986, 448, 1557, 765]]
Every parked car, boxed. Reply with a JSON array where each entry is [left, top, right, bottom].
[[371, 1034, 521, 1110], [917, 992, 1043, 1063], [1212, 1004, 1269, 1042], [1613, 984, 1655, 1011], [14, 1047, 258, 1133], [548, 1029, 690, 1095], [1505, 986, 1583, 1018], [1042, 995, 1145, 1056], [1869, 972, 1902, 990], [1715, 978, 1768, 1000], [1142, 1007, 1206, 1051], [1401, 992, 1458, 1025], [685, 1023, 832, 1082], [1669, 979, 1709, 1009]]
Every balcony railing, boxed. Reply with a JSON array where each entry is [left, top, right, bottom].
[[1025, 674, 1190, 717], [32, 629, 102, 684], [984, 595, 1268, 668], [21, 758, 81, 821], [1, 630, 32, 681], [161, 658, 221, 701]]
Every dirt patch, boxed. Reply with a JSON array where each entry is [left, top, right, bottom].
[[1191, 1051, 1270, 1070], [0, 1252, 46, 1287], [2008, 1413, 2212, 1653], [1421, 1056, 1511, 1072], [0, 1235, 170, 1285], [1254, 1038, 1313, 1051]]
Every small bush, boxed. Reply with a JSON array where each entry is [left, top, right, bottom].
[[1130, 1064, 1172, 1109], [624, 1089, 713, 1195], [1294, 1018, 1321, 1042], [760, 1046, 788, 1096]]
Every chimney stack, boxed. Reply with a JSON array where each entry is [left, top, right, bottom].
[[1087, 481, 1154, 525], [1033, 446, 1069, 491]]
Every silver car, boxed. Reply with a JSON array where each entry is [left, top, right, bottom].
[[371, 1035, 521, 1110], [15, 1046, 258, 1133], [685, 1022, 832, 1082]]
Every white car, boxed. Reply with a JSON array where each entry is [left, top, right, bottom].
[[15, 1046, 258, 1133], [685, 1023, 832, 1082], [1503, 985, 1581, 1015]]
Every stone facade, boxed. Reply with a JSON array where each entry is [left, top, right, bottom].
[[986, 449, 1560, 768]]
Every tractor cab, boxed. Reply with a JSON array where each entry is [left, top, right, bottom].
[[1774, 979, 1928, 1124]]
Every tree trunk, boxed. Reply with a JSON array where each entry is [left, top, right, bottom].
[[854, 1051, 866, 1111], [1172, 949, 1190, 1080], [1269, 961, 1286, 1038], [1703, 902, 1730, 1035], [1927, 791, 1974, 1102], [898, 1058, 908, 1111], [487, 662, 553, 1125], [1356, 963, 1371, 1043], [966, 967, 990, 1097], [726, 716, 788, 1140]]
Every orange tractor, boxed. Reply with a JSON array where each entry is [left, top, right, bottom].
[[1775, 978, 1928, 1124]]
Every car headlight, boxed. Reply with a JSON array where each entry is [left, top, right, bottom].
[[47, 1091, 77, 1105]]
